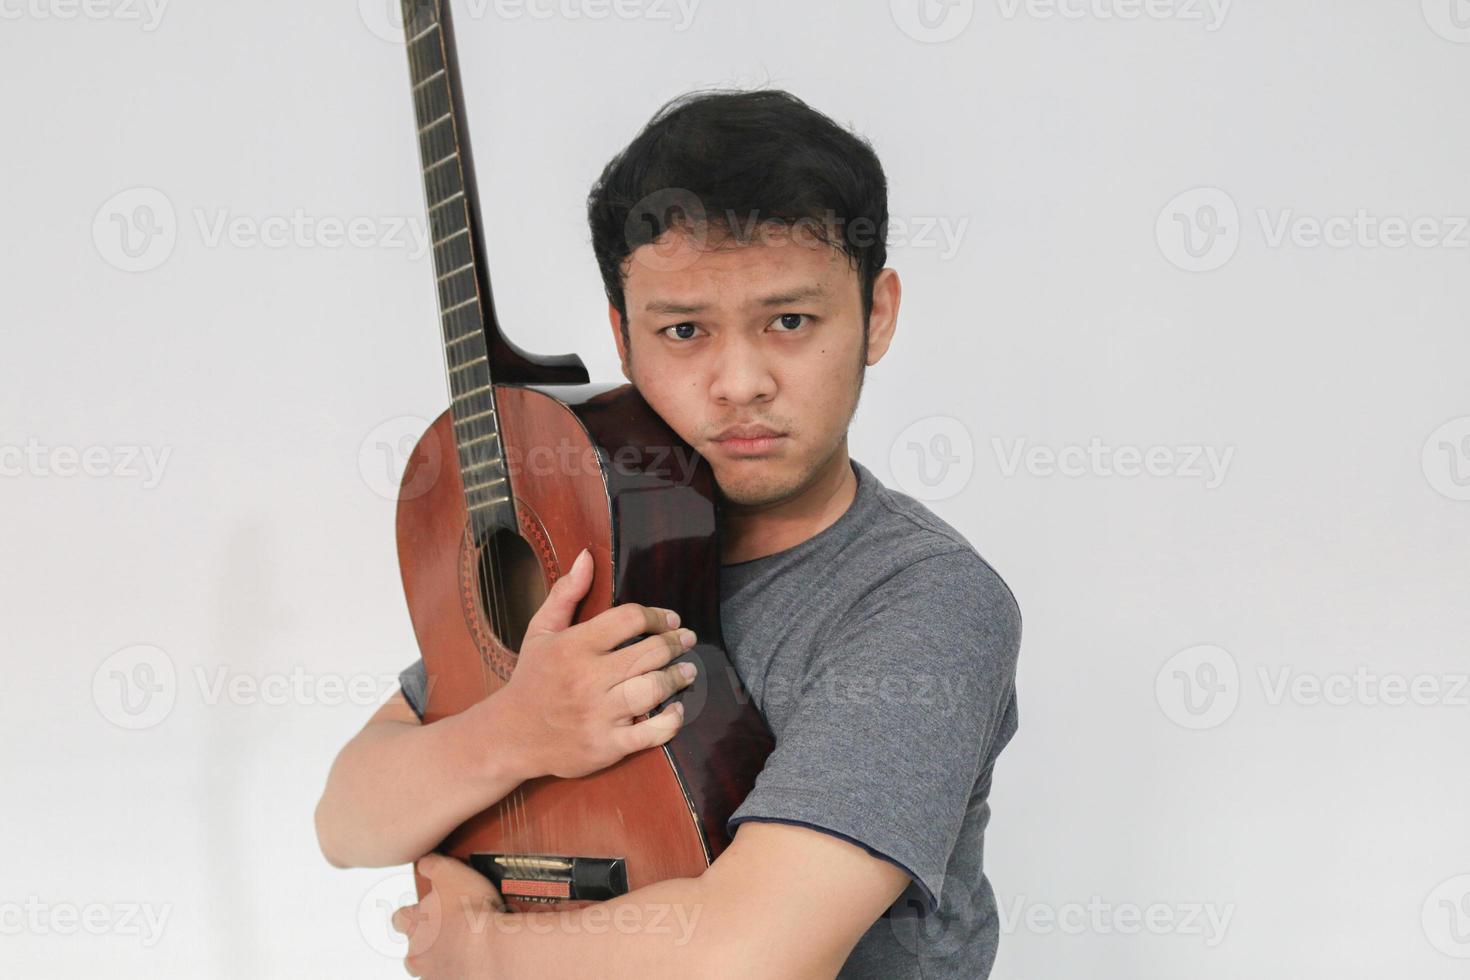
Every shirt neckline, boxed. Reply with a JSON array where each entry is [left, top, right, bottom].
[[719, 458, 869, 573]]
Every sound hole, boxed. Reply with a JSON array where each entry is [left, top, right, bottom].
[[470, 527, 547, 662]]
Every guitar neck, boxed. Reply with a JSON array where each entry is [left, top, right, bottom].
[[400, 0, 514, 537]]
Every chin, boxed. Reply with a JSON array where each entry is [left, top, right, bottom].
[[710, 458, 801, 507]]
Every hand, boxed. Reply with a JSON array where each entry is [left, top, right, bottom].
[[392, 853, 504, 979], [486, 548, 699, 780]]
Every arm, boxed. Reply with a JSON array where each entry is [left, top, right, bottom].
[[314, 547, 698, 869], [394, 546, 1022, 976], [313, 688, 531, 869], [400, 820, 908, 980]]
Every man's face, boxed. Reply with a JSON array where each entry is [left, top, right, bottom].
[[610, 221, 895, 509]]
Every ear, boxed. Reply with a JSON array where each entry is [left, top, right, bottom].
[[607, 301, 632, 382], [863, 268, 901, 366]]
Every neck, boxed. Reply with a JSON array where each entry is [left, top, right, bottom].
[[719, 441, 857, 565]]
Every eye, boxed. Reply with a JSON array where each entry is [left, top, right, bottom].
[[774, 313, 812, 332], [659, 322, 701, 341]]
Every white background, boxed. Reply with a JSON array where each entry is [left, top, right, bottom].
[[3, 0, 1469, 976]]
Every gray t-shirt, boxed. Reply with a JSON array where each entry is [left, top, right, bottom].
[[397, 457, 1022, 978]]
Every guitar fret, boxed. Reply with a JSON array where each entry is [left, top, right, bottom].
[[412, 67, 446, 91], [436, 227, 469, 247], [449, 359, 480, 374], [437, 261, 474, 282], [408, 21, 439, 43], [446, 331, 480, 349], [424, 151, 459, 174], [461, 459, 500, 474], [464, 475, 507, 490], [461, 432, 500, 448], [455, 384, 492, 399], [418, 112, 452, 134], [455, 408, 495, 424], [468, 496, 509, 511], [428, 190, 464, 213], [442, 296, 477, 315]]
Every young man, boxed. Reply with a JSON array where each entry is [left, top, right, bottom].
[[315, 88, 1022, 979]]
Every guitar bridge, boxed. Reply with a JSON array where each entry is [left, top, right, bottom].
[[468, 853, 629, 903]]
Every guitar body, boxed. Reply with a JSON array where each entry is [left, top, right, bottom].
[[396, 379, 773, 911]]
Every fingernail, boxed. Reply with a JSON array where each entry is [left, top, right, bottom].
[[679, 628, 696, 648], [671, 700, 684, 715], [678, 662, 697, 680], [665, 610, 680, 629], [576, 548, 589, 567]]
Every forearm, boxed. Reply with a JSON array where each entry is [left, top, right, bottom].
[[478, 862, 851, 979], [483, 875, 737, 979], [315, 694, 527, 868]]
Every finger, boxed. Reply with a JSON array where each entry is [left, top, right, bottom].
[[607, 627, 695, 686], [612, 700, 685, 755], [417, 853, 496, 896], [522, 548, 596, 641], [391, 904, 416, 936], [572, 601, 678, 653], [610, 660, 697, 718]]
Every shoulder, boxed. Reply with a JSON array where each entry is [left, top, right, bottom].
[[846, 461, 1023, 643]]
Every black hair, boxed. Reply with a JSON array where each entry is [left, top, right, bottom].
[[586, 88, 889, 345]]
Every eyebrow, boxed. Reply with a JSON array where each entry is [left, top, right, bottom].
[[643, 284, 829, 316]]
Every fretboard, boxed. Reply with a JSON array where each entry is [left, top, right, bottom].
[[401, 0, 513, 538]]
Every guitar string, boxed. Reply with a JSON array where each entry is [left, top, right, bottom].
[[405, 0, 524, 866]]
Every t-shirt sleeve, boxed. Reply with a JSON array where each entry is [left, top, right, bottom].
[[725, 548, 1022, 914], [398, 658, 428, 720]]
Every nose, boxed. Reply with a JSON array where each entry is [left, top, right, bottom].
[[708, 331, 776, 406]]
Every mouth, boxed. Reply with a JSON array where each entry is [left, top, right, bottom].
[[711, 429, 787, 457]]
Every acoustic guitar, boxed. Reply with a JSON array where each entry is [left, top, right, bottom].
[[390, 0, 774, 912]]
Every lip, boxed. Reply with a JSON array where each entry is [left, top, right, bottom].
[[713, 424, 784, 441], [711, 426, 786, 457]]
